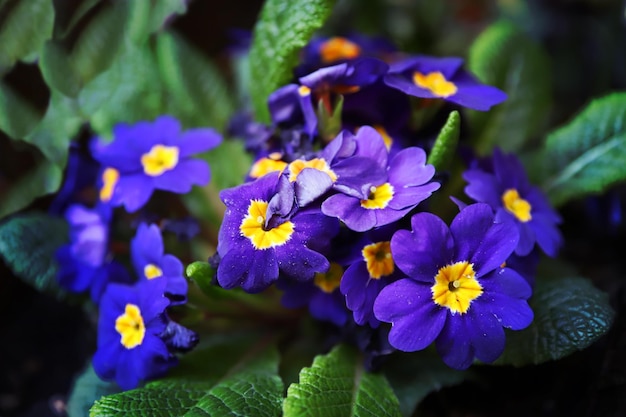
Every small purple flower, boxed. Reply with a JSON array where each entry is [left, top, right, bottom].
[[373, 204, 533, 370], [93, 279, 176, 390], [321, 128, 440, 232], [384, 56, 507, 111], [216, 172, 339, 293], [131, 223, 188, 305], [56, 204, 131, 303], [463, 148, 563, 256], [94, 115, 222, 212]]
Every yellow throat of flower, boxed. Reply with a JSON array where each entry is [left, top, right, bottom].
[[502, 188, 532, 222], [431, 261, 483, 314], [412, 71, 458, 98], [362, 241, 394, 279], [239, 200, 295, 250], [115, 303, 146, 349]]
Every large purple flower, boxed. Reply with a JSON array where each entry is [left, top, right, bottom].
[[217, 172, 339, 293], [384, 56, 506, 111], [463, 148, 563, 256], [93, 279, 176, 390], [321, 128, 440, 231], [373, 204, 533, 370], [131, 223, 188, 305], [94, 115, 222, 212]]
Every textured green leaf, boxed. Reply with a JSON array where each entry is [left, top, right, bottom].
[[427, 110, 460, 172], [67, 364, 121, 417], [283, 344, 402, 417], [0, 0, 54, 69], [495, 276, 614, 366], [90, 334, 283, 417], [0, 211, 67, 294], [540, 92, 626, 206], [385, 351, 468, 417], [0, 159, 65, 219], [156, 31, 234, 130], [0, 80, 43, 138], [248, 0, 336, 123], [468, 20, 551, 154], [40, 41, 83, 97]]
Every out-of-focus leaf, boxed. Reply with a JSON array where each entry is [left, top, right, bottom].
[[0, 80, 43, 138], [283, 344, 403, 417], [427, 110, 460, 172], [40, 41, 82, 97], [0, 0, 54, 69], [468, 20, 551, 154], [248, 0, 337, 123], [156, 31, 234, 130], [90, 333, 283, 417], [0, 211, 67, 295], [67, 363, 121, 417], [127, 0, 187, 44], [495, 275, 614, 366], [539, 92, 626, 206]]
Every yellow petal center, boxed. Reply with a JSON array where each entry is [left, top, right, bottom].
[[362, 241, 394, 279], [431, 261, 483, 314], [115, 303, 146, 349], [502, 188, 532, 222], [239, 200, 294, 250], [319, 37, 361, 63], [360, 183, 394, 209], [249, 157, 288, 179], [141, 144, 180, 176], [144, 263, 163, 280], [100, 167, 120, 202], [314, 262, 344, 293], [413, 71, 458, 97], [288, 158, 338, 182]]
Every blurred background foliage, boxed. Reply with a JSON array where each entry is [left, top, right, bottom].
[[0, 0, 625, 416]]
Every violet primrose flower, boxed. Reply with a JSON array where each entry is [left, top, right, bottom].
[[384, 56, 507, 111], [94, 115, 222, 212], [463, 148, 563, 256], [131, 223, 188, 305], [217, 172, 339, 293], [373, 204, 533, 369]]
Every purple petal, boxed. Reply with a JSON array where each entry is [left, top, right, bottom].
[[153, 159, 210, 193], [294, 168, 334, 206], [274, 244, 330, 281], [322, 194, 376, 232], [178, 128, 222, 157], [114, 174, 154, 213], [131, 223, 164, 273], [217, 247, 279, 293], [435, 317, 475, 369], [463, 169, 502, 207]]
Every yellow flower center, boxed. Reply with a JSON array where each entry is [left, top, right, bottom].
[[412, 71, 458, 98], [144, 263, 163, 280], [373, 125, 393, 151], [249, 157, 288, 179], [431, 261, 483, 314], [362, 241, 394, 279], [100, 167, 119, 202], [314, 262, 344, 293], [115, 303, 146, 349], [288, 158, 338, 182], [239, 200, 295, 250], [360, 183, 394, 209], [319, 37, 361, 63], [502, 189, 532, 222], [141, 144, 180, 176], [298, 85, 311, 96]]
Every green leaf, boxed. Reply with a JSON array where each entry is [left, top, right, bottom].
[[40, 41, 82, 97], [540, 92, 626, 206], [90, 334, 284, 417], [67, 364, 121, 417], [495, 276, 614, 366], [0, 211, 67, 295], [248, 0, 336, 123], [0, 80, 43, 138], [156, 31, 234, 131], [0, 0, 54, 69], [283, 344, 403, 417], [316, 95, 344, 142], [385, 351, 468, 417], [468, 20, 551, 154], [427, 110, 460, 172], [0, 159, 65, 219], [185, 261, 216, 295], [127, 0, 187, 44]]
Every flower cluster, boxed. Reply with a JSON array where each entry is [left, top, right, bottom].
[[55, 116, 220, 388], [218, 34, 562, 369]]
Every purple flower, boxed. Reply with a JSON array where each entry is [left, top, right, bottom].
[[56, 204, 131, 303], [384, 56, 507, 111], [463, 148, 563, 256], [321, 128, 440, 231], [373, 204, 533, 369], [93, 279, 176, 390], [216, 172, 339, 293], [131, 223, 188, 305], [94, 116, 222, 212]]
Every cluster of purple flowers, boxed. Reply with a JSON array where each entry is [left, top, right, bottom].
[[55, 116, 221, 388], [220, 34, 562, 369]]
